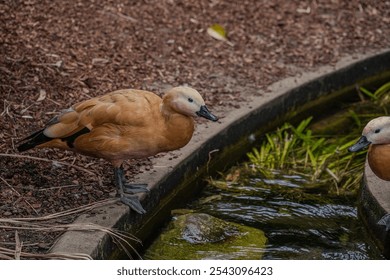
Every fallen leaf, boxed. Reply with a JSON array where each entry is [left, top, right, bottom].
[[37, 89, 47, 102], [54, 60, 63, 68], [207, 24, 227, 41]]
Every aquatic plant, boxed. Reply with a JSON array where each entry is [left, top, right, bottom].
[[244, 117, 366, 195], [357, 81, 390, 114], [358, 81, 390, 100]]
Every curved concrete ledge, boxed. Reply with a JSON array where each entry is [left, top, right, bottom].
[[360, 162, 390, 259], [50, 49, 390, 259]]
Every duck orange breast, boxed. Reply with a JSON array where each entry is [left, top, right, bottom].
[[367, 144, 390, 181]]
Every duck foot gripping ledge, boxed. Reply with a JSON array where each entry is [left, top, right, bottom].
[[114, 166, 149, 214]]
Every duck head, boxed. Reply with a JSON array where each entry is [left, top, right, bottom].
[[349, 116, 390, 152], [163, 86, 218, 122]]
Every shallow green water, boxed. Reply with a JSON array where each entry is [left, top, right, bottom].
[[186, 171, 383, 259]]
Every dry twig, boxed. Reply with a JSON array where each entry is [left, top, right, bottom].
[[207, 149, 219, 172], [0, 245, 92, 260], [0, 220, 140, 259], [8, 198, 118, 222], [14, 231, 22, 260], [0, 198, 141, 259]]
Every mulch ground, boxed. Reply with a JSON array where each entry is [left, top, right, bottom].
[[1, 0, 389, 257]]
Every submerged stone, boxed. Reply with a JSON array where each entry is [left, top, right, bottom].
[[144, 213, 267, 260], [182, 213, 239, 244]]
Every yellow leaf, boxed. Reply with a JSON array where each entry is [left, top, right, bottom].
[[207, 24, 227, 41]]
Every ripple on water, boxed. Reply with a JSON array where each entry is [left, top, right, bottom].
[[190, 174, 381, 259]]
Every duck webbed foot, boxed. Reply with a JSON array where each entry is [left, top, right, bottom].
[[119, 196, 146, 215], [114, 166, 148, 214], [377, 213, 390, 231]]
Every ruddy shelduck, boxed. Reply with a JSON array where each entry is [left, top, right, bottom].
[[348, 116, 390, 231], [17, 86, 219, 214]]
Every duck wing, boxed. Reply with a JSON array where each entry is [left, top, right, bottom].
[[17, 89, 161, 152]]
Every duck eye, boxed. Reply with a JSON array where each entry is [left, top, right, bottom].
[[374, 129, 381, 134], [188, 98, 194, 103]]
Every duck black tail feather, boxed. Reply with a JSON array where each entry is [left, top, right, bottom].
[[17, 129, 52, 152], [17, 126, 91, 152]]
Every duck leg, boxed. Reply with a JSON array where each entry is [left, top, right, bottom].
[[114, 166, 147, 214], [115, 166, 149, 194]]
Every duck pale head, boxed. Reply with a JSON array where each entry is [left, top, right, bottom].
[[349, 116, 390, 152], [163, 86, 218, 122]]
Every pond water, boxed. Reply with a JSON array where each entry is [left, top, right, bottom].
[[143, 83, 389, 260], [185, 172, 383, 259]]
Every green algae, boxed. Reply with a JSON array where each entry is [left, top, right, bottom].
[[144, 213, 267, 260]]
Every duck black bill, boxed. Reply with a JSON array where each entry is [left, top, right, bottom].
[[196, 105, 218, 122], [348, 135, 371, 152]]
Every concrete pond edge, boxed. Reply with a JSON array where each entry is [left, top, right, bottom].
[[50, 49, 390, 259]]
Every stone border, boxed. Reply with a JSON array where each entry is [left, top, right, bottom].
[[50, 49, 390, 259]]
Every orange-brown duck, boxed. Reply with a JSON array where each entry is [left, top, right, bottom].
[[17, 86, 218, 214], [349, 116, 390, 230]]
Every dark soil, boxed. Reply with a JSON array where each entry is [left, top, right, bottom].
[[1, 0, 389, 257]]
